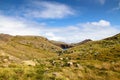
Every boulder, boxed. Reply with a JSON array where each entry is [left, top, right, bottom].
[[3, 59, 8, 63], [67, 62, 73, 67]]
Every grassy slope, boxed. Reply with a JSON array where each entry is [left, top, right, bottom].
[[64, 33, 120, 61], [0, 34, 62, 60], [39, 33, 120, 80], [0, 33, 120, 80], [52, 33, 120, 80]]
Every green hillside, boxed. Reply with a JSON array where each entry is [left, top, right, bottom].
[[0, 33, 120, 80], [63, 33, 120, 61], [0, 34, 62, 60]]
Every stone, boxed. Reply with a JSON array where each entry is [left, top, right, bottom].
[[51, 61, 56, 66], [76, 64, 84, 70], [3, 59, 8, 63], [67, 62, 73, 67], [59, 58, 63, 60], [22, 60, 36, 66]]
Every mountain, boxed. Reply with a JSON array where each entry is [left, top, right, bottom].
[[48, 33, 120, 80], [0, 34, 62, 61], [50, 39, 92, 49], [63, 33, 120, 61], [50, 40, 73, 49], [70, 39, 92, 46], [0, 33, 120, 80]]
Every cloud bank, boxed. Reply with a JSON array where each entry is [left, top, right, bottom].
[[0, 0, 119, 43], [18, 1, 74, 19], [0, 14, 119, 43]]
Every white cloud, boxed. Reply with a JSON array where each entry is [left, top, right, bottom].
[[42, 20, 119, 43], [45, 32, 64, 41], [0, 14, 119, 43], [85, 20, 110, 27], [23, 1, 74, 19], [0, 15, 42, 35]]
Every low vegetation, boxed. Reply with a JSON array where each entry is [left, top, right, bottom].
[[0, 33, 120, 80]]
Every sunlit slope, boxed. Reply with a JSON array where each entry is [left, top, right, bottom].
[[63, 33, 120, 61], [0, 34, 62, 60], [0, 33, 120, 80]]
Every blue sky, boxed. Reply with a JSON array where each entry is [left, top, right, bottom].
[[0, 0, 120, 43]]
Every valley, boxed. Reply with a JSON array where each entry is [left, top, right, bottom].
[[0, 33, 120, 80]]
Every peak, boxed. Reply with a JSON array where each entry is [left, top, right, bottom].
[[0, 33, 12, 36], [72, 39, 92, 46], [0, 33, 12, 42], [104, 33, 120, 40]]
